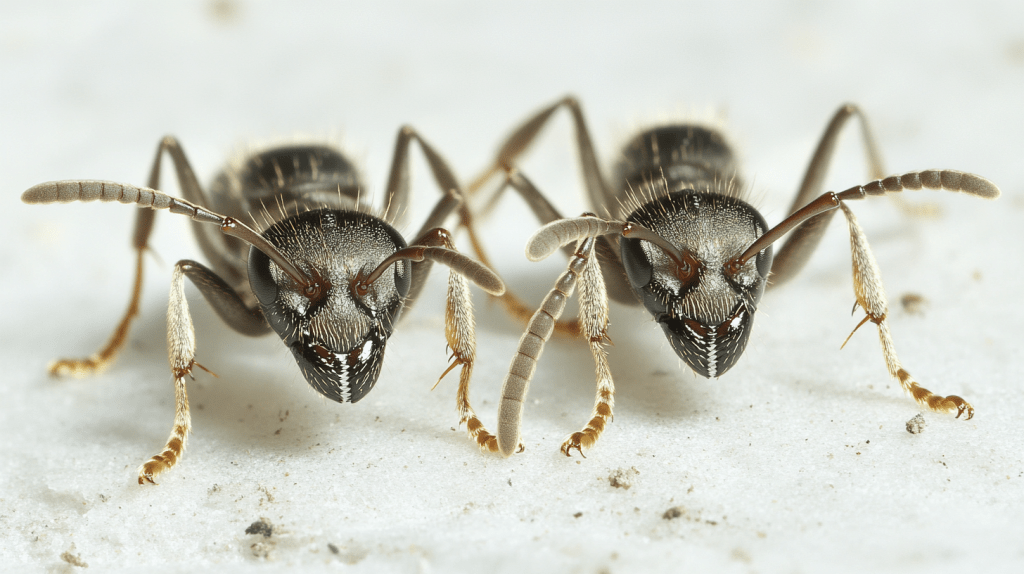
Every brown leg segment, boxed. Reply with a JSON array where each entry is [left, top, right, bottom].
[[46, 135, 219, 378], [459, 177, 582, 338], [138, 373, 192, 484], [48, 246, 148, 377], [399, 228, 503, 452], [560, 234, 614, 455], [138, 262, 197, 484], [839, 202, 973, 419]]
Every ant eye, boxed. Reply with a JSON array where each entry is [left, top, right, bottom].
[[620, 235, 653, 291]]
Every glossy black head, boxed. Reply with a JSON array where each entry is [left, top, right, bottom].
[[248, 209, 411, 403], [620, 191, 773, 378]]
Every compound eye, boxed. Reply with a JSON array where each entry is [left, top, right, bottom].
[[248, 246, 278, 309], [620, 236, 653, 292]]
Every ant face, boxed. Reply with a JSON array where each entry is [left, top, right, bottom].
[[620, 191, 773, 378], [249, 209, 412, 403]]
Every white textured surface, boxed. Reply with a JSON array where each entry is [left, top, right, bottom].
[[2, 2, 1023, 572]]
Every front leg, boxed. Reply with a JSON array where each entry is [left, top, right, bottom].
[[379, 228, 505, 452], [138, 262, 197, 484], [560, 232, 614, 456], [443, 268, 498, 452], [769, 104, 886, 288], [839, 202, 973, 419]]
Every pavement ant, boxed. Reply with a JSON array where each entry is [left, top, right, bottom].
[[22, 128, 504, 483], [461, 96, 999, 456]]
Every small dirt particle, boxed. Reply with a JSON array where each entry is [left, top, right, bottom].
[[900, 293, 928, 315], [250, 541, 272, 559], [906, 413, 927, 434], [245, 517, 273, 538], [608, 466, 639, 489], [60, 544, 88, 568], [663, 506, 685, 520]]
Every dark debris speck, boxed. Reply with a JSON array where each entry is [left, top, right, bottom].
[[245, 517, 273, 538]]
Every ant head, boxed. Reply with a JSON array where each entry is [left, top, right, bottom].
[[248, 209, 411, 403], [619, 191, 772, 379]]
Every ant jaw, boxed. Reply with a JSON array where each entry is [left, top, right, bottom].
[[657, 300, 754, 379], [289, 326, 389, 404]]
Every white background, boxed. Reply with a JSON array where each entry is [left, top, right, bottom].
[[2, 2, 1023, 572]]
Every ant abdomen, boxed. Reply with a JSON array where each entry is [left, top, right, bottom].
[[223, 145, 361, 204], [614, 125, 741, 199]]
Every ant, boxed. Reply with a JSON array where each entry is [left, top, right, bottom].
[[460, 96, 999, 457], [21, 128, 505, 484]]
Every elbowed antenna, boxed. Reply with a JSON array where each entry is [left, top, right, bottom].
[[524, 214, 690, 269], [524, 216, 620, 261], [726, 170, 1001, 274], [354, 239, 506, 297], [22, 180, 317, 296]]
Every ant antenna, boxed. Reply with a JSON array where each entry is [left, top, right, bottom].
[[22, 180, 320, 297]]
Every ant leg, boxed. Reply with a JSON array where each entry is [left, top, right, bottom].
[[178, 260, 270, 336], [468, 95, 610, 209], [463, 169, 633, 337], [496, 236, 598, 456], [48, 216, 150, 378], [399, 227, 503, 451], [381, 125, 464, 231], [769, 104, 886, 288], [138, 261, 198, 484], [443, 264, 494, 451], [838, 202, 973, 418], [501, 169, 636, 305], [47, 136, 227, 377], [461, 169, 583, 336], [47, 139, 168, 377], [404, 189, 462, 307], [377, 126, 510, 446], [137, 254, 274, 484], [560, 233, 614, 456], [379, 125, 468, 307], [465, 97, 635, 312]]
